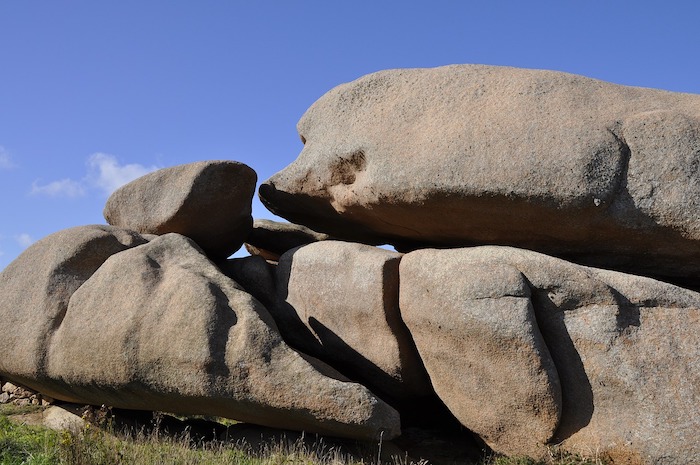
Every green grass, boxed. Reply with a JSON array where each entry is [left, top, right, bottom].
[[0, 405, 604, 465], [483, 451, 603, 465], [0, 415, 60, 465]]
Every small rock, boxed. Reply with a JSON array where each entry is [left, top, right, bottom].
[[42, 405, 86, 432], [2, 382, 18, 393], [14, 387, 35, 398]]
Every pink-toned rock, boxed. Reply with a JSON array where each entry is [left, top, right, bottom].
[[44, 234, 399, 440], [400, 246, 700, 464], [245, 219, 331, 261], [218, 255, 277, 309], [400, 249, 561, 457], [274, 241, 432, 404], [260, 65, 700, 286], [0, 225, 149, 386], [104, 161, 256, 260]]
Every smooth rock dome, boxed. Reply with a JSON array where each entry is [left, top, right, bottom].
[[260, 64, 700, 287]]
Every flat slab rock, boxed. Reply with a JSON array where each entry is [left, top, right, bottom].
[[104, 160, 256, 260], [400, 246, 700, 464], [245, 219, 331, 261], [260, 64, 700, 286]]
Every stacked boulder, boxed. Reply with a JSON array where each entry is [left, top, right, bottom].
[[1, 65, 699, 464]]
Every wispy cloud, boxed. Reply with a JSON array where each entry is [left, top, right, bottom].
[[30, 153, 160, 198], [0, 146, 16, 169], [31, 179, 85, 198], [15, 233, 34, 249], [86, 153, 159, 195]]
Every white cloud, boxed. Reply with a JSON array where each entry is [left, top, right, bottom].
[[0, 146, 15, 169], [15, 233, 34, 249], [31, 179, 85, 198], [86, 153, 159, 195], [30, 153, 160, 198]]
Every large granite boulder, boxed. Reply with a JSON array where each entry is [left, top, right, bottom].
[[274, 241, 433, 405], [13, 233, 399, 440], [259, 65, 700, 286], [400, 246, 700, 463], [0, 225, 149, 385], [400, 251, 562, 457], [104, 161, 256, 260]]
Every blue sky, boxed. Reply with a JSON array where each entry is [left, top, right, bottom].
[[1, 2, 699, 269]]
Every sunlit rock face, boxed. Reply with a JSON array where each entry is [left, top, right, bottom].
[[260, 64, 700, 288]]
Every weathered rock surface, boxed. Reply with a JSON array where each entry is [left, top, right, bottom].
[[274, 241, 432, 404], [0, 225, 149, 385], [245, 219, 331, 261], [42, 234, 399, 440], [401, 246, 700, 463], [104, 161, 256, 260], [400, 250, 562, 456], [259, 64, 700, 285]]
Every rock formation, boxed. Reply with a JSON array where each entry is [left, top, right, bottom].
[[1, 65, 699, 464], [400, 250, 562, 456], [0, 225, 149, 384]]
